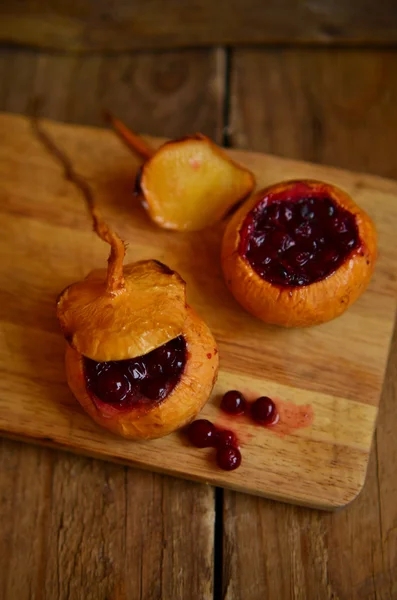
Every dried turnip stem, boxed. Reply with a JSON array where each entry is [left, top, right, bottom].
[[104, 111, 154, 161], [31, 110, 125, 295]]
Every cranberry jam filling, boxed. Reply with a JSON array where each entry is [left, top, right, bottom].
[[84, 336, 186, 410], [240, 187, 360, 287]]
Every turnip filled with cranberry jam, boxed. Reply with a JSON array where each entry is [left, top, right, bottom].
[[221, 180, 377, 327], [63, 268, 220, 441]]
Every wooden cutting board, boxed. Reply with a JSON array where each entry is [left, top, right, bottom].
[[1, 113, 396, 510]]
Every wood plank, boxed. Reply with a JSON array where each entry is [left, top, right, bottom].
[[229, 48, 397, 178], [224, 48, 397, 599], [0, 113, 396, 510], [0, 439, 52, 600], [1, 49, 225, 137], [0, 49, 222, 600], [1, 0, 397, 50]]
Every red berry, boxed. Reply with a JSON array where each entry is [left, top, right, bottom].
[[94, 369, 131, 404], [216, 446, 242, 471], [187, 420, 216, 448], [250, 396, 278, 425], [221, 390, 246, 415], [141, 378, 170, 400], [215, 429, 238, 448]]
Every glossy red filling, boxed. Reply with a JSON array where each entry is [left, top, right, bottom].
[[84, 336, 186, 410], [240, 189, 360, 287]]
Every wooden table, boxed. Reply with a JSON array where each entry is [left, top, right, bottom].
[[0, 16, 397, 599]]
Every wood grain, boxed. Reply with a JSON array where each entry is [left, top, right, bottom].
[[0, 439, 52, 599], [0, 48, 225, 138], [0, 49, 223, 600], [0, 113, 396, 510], [223, 48, 397, 600], [1, 0, 397, 50]]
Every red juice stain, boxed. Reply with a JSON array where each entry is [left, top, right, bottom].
[[270, 398, 314, 437]]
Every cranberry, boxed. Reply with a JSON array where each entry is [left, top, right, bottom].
[[295, 222, 312, 238], [169, 336, 185, 351], [216, 446, 242, 471], [147, 348, 168, 376], [299, 200, 315, 220], [92, 368, 131, 404], [127, 360, 148, 381], [84, 358, 105, 379], [188, 419, 217, 448], [340, 234, 357, 250], [330, 217, 348, 234], [250, 397, 278, 425], [267, 204, 281, 225], [165, 338, 185, 368], [323, 249, 339, 264], [325, 200, 335, 216], [141, 378, 171, 400], [186, 418, 242, 471], [215, 429, 238, 448], [145, 355, 164, 378], [144, 336, 186, 378], [164, 347, 184, 375], [280, 205, 293, 222], [221, 390, 246, 415], [267, 263, 291, 285], [289, 250, 311, 267], [251, 232, 267, 249], [243, 195, 359, 287]]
